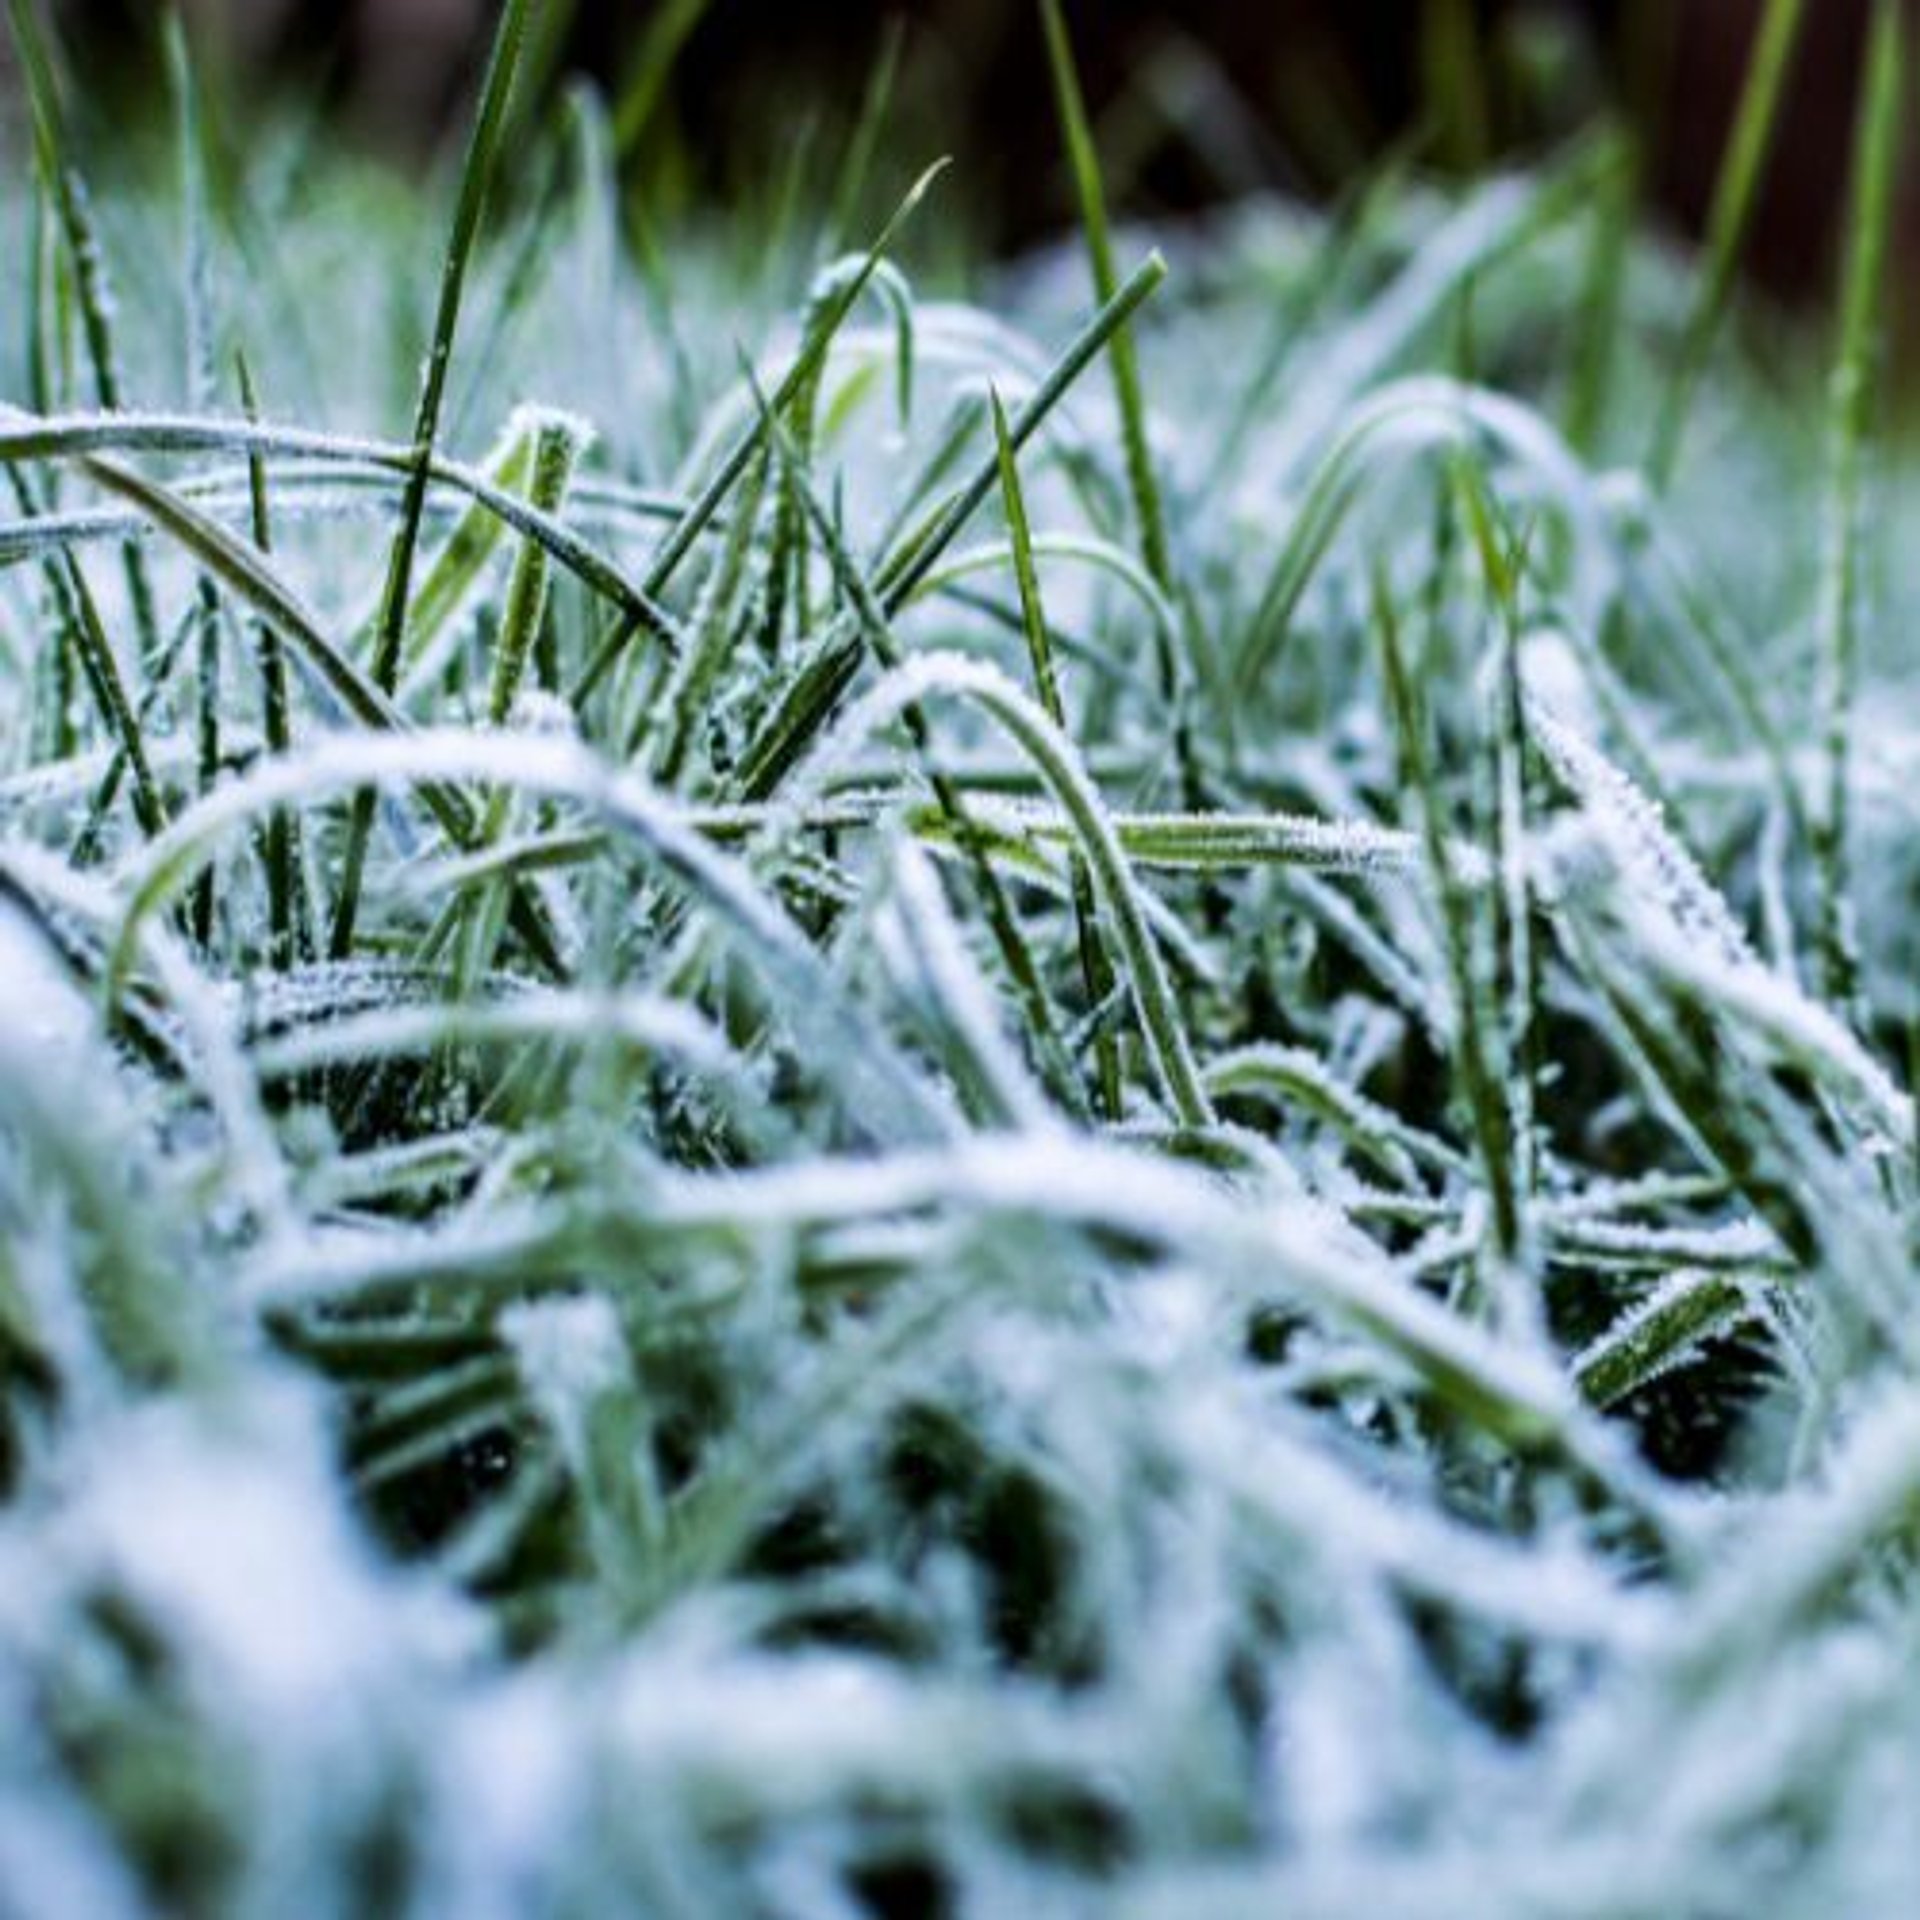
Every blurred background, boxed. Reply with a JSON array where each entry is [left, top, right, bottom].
[[0, 1, 1908, 300]]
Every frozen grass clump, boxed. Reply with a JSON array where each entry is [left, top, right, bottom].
[[4, 0, 1920, 1913]]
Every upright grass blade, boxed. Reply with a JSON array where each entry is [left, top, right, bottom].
[[5, 0, 161, 658], [689, 251, 1166, 810], [167, 13, 218, 415], [873, 251, 1168, 616], [1421, 0, 1490, 172], [1036, 0, 1176, 686], [399, 417, 539, 697], [826, 17, 907, 248], [52, 591, 192, 871], [1563, 122, 1635, 457], [739, 255, 918, 682], [57, 441, 568, 976], [746, 375, 1090, 1121], [330, 0, 535, 959], [646, 446, 772, 782], [571, 160, 950, 706], [488, 415, 587, 729], [236, 350, 312, 969], [611, 0, 716, 159], [24, 179, 55, 421], [17, 182, 82, 771], [445, 132, 574, 451], [992, 390, 1122, 1122], [502, 0, 581, 152], [1458, 467, 1541, 1255], [56, 555, 166, 842], [1648, 0, 1807, 488], [1375, 563, 1519, 1271], [451, 413, 589, 985], [169, 14, 222, 946], [1813, 0, 1902, 1011]]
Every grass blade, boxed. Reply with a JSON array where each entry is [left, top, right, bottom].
[[1813, 0, 1902, 1010], [1647, 0, 1807, 487], [571, 158, 953, 705], [1037, 0, 1174, 612], [169, 14, 222, 946], [992, 388, 1123, 1122], [330, 0, 536, 959], [236, 349, 313, 968], [5, 0, 161, 657], [745, 372, 1091, 1120]]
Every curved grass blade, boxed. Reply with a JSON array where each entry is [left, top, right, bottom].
[[782, 652, 1214, 1126], [109, 729, 955, 1149], [60, 443, 570, 975], [0, 409, 679, 651]]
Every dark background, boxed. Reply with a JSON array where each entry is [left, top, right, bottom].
[[3, 1, 1904, 298]]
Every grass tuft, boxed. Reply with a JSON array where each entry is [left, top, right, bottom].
[[3, 10, 1920, 1916]]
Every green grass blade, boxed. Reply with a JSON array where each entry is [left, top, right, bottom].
[[873, 250, 1167, 614], [56, 554, 166, 841], [488, 415, 587, 729], [1648, 0, 1807, 487], [992, 388, 1122, 1122], [826, 17, 907, 247], [235, 349, 312, 968], [169, 14, 222, 946], [1375, 562, 1519, 1270], [611, 0, 716, 158], [1037, 0, 1175, 620], [745, 373, 1091, 1120], [1573, 1270, 1757, 1409], [1813, 0, 1902, 1010], [570, 158, 951, 705], [1421, 0, 1490, 172], [5, 0, 161, 658], [1562, 123, 1636, 457], [330, 0, 536, 959]]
